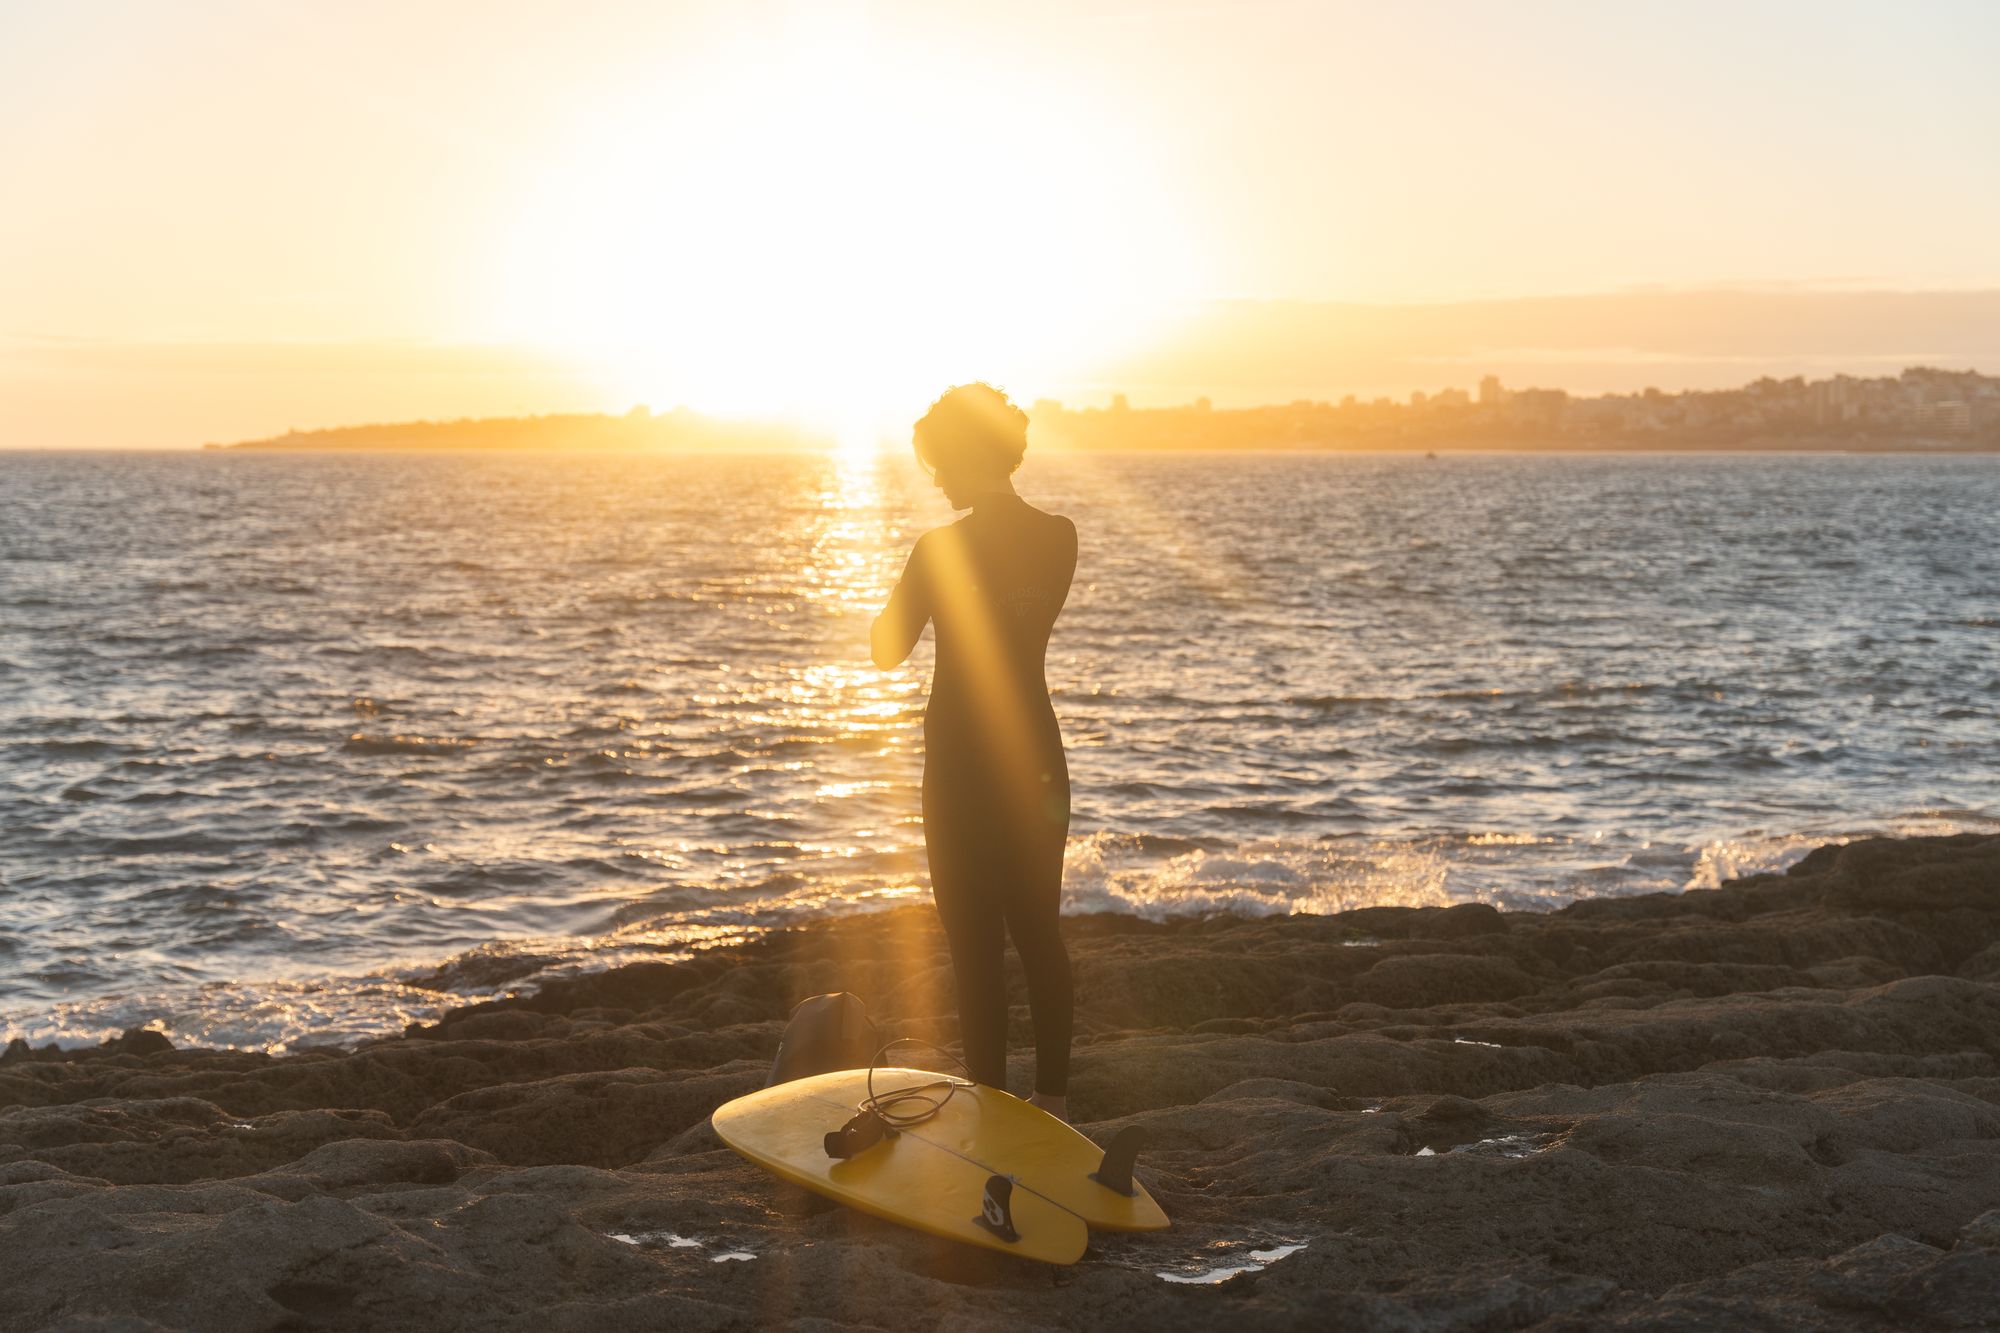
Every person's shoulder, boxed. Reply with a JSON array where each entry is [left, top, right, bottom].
[[912, 520, 970, 560], [915, 519, 965, 545], [1017, 499, 1074, 533], [935, 515, 980, 542], [1032, 509, 1076, 567]]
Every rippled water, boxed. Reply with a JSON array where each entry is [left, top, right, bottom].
[[4, 449, 1997, 1049]]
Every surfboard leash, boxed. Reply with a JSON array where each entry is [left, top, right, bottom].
[[823, 1037, 976, 1158], [863, 1037, 977, 1128]]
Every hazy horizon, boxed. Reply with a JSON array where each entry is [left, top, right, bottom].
[[9, 287, 2000, 450]]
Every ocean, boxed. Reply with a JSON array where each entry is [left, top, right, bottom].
[[4, 448, 1997, 1051]]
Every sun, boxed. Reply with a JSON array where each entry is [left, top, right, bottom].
[[488, 19, 1200, 443]]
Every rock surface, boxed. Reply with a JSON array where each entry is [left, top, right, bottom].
[[3, 833, 1999, 1330]]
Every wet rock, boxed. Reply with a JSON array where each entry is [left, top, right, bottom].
[[1352, 953, 1538, 1008], [107, 1028, 175, 1058], [409, 1067, 762, 1167], [1959, 1209, 2000, 1250], [265, 1137, 494, 1189]]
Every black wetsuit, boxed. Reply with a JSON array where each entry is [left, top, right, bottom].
[[877, 496, 1077, 1094]]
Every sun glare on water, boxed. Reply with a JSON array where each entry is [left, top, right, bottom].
[[491, 17, 1199, 443]]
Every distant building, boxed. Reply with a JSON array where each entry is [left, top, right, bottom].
[[1478, 375, 1505, 407], [1508, 388, 1569, 426], [1809, 379, 1861, 426], [1916, 401, 1974, 434], [1410, 390, 1429, 408], [1436, 387, 1470, 407]]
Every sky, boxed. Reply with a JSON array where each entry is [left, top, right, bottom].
[[3, 0, 1999, 447]]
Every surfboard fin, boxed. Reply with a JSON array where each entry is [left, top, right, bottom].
[[972, 1174, 1020, 1243], [1089, 1125, 1146, 1197], [823, 1108, 892, 1159]]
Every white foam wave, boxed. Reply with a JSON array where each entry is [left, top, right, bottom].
[[1062, 833, 1451, 917], [4, 973, 460, 1055], [1684, 834, 1828, 890]]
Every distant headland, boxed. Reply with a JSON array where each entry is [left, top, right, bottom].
[[204, 406, 824, 453], [208, 366, 2000, 453]]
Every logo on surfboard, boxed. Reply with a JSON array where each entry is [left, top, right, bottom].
[[974, 1174, 1020, 1243]]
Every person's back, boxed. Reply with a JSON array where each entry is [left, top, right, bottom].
[[871, 384, 1079, 1120], [922, 497, 1075, 778]]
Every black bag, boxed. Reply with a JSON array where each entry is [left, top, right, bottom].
[[765, 991, 879, 1088]]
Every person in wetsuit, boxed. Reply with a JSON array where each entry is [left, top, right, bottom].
[[871, 383, 1078, 1121]]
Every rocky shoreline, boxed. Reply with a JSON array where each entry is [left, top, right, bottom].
[[4, 833, 1999, 1330]]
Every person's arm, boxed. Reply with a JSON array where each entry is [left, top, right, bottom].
[[871, 534, 931, 669]]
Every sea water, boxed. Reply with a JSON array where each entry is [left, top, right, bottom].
[[4, 449, 1997, 1048]]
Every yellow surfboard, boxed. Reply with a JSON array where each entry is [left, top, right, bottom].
[[712, 1068, 1168, 1264]]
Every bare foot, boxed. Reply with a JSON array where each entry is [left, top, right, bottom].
[[1028, 1092, 1069, 1123]]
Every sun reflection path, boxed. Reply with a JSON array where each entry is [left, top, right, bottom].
[[789, 450, 934, 877], [804, 450, 926, 692], [801, 449, 905, 606]]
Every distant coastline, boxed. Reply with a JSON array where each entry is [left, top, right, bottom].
[[208, 365, 2000, 454], [204, 407, 826, 454]]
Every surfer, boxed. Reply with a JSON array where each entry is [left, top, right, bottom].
[[871, 383, 1078, 1121]]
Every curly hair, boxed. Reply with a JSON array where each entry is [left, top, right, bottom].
[[912, 383, 1029, 477]]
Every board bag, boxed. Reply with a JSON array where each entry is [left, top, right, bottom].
[[765, 991, 880, 1088]]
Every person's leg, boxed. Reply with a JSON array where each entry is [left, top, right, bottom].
[[926, 817, 1010, 1090], [1000, 835, 1072, 1099]]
